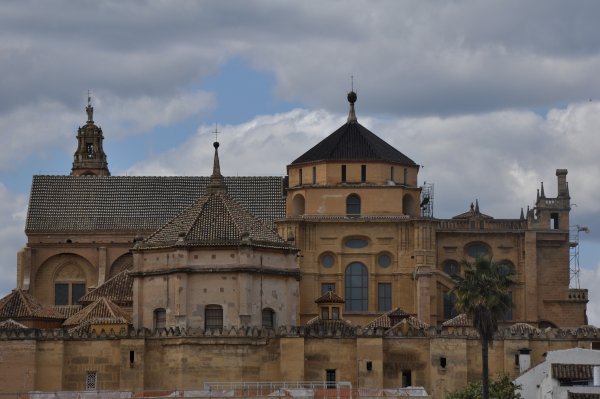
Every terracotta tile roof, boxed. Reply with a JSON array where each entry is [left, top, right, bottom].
[[389, 316, 430, 331], [0, 289, 64, 320], [315, 291, 345, 304], [79, 269, 133, 306], [441, 313, 472, 327], [142, 192, 294, 250], [26, 176, 285, 233], [509, 322, 541, 335], [63, 297, 132, 327], [363, 308, 429, 329], [52, 305, 83, 318], [291, 119, 416, 166], [552, 364, 594, 380], [0, 319, 28, 329]]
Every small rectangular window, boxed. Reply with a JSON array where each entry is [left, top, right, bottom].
[[326, 369, 336, 388], [321, 283, 336, 294], [361, 164, 366, 182], [205, 305, 223, 330], [312, 167, 316, 184], [378, 283, 392, 312], [299, 169, 303, 185], [154, 308, 166, 329], [86, 371, 97, 391], [403, 168, 407, 184], [321, 307, 329, 320], [341, 165, 346, 182], [55, 283, 69, 306], [390, 166, 394, 181]]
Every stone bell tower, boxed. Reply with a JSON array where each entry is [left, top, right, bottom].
[[71, 95, 110, 176]]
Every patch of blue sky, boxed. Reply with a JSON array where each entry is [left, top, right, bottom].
[[198, 57, 302, 125]]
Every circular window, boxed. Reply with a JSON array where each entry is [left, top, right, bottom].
[[465, 242, 490, 258], [377, 254, 392, 268], [321, 254, 335, 268], [442, 260, 460, 276], [345, 238, 369, 249]]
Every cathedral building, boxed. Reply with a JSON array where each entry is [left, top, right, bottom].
[[0, 92, 595, 398]]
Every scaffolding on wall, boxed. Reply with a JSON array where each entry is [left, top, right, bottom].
[[569, 225, 589, 289], [420, 182, 434, 218]]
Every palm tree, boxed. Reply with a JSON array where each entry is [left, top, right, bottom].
[[451, 257, 515, 399]]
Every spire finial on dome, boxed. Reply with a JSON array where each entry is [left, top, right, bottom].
[[86, 90, 94, 123], [207, 126, 226, 194], [347, 89, 357, 123]]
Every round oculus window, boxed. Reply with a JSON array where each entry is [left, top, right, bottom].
[[377, 254, 391, 268], [321, 254, 335, 268]]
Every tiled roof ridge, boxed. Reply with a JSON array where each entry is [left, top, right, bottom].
[[363, 307, 412, 329], [78, 268, 133, 305], [0, 289, 64, 319], [441, 313, 472, 327], [315, 291, 345, 304], [0, 319, 28, 329], [145, 195, 211, 242], [63, 297, 131, 327]]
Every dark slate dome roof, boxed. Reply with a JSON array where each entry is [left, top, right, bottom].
[[142, 192, 294, 250], [291, 92, 416, 166]]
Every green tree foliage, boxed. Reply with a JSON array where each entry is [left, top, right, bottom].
[[446, 373, 522, 399], [451, 257, 516, 399]]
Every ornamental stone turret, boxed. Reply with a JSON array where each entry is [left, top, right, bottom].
[[71, 95, 110, 176]]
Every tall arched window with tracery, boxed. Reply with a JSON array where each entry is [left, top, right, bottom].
[[345, 262, 368, 311]]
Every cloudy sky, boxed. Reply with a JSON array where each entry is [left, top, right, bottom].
[[1, 0, 600, 324]]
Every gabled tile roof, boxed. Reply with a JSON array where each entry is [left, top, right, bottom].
[[0, 289, 64, 320], [78, 269, 133, 306], [441, 313, 472, 327], [291, 115, 416, 166], [0, 319, 28, 329], [315, 291, 345, 304], [142, 192, 294, 250], [552, 364, 593, 380], [364, 308, 428, 329], [63, 297, 131, 327], [26, 176, 285, 233]]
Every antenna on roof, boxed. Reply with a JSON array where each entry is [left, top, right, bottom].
[[351, 74, 354, 92]]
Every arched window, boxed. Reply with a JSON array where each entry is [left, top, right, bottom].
[[262, 308, 276, 329], [205, 305, 223, 330], [54, 263, 86, 305], [154, 308, 166, 329], [345, 262, 368, 311], [292, 194, 305, 217], [346, 194, 361, 216], [465, 242, 491, 259]]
